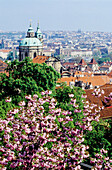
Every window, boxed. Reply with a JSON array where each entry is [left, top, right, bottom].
[[34, 52, 36, 58], [25, 52, 28, 57]]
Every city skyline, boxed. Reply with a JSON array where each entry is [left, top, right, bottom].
[[0, 0, 112, 32]]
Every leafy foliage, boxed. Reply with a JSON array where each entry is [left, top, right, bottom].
[[1, 91, 111, 169], [94, 56, 111, 65], [55, 84, 85, 122], [0, 57, 60, 105], [0, 58, 112, 168], [0, 99, 15, 119], [84, 120, 112, 159]]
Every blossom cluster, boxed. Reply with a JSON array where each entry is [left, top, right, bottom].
[[90, 148, 112, 170], [92, 88, 104, 98], [104, 92, 112, 103], [0, 90, 112, 169]]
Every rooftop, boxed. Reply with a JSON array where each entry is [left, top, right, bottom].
[[86, 84, 112, 119], [89, 58, 98, 65], [0, 60, 8, 74], [79, 59, 87, 66], [32, 55, 50, 64], [58, 75, 110, 87], [19, 37, 42, 47]]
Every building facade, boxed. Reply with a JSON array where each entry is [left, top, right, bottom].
[[19, 23, 43, 61], [88, 58, 99, 72]]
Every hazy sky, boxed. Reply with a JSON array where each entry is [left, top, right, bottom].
[[0, 0, 112, 32]]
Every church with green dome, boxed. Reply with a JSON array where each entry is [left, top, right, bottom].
[[19, 22, 43, 61]]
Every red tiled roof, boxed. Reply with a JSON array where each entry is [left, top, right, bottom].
[[74, 71, 86, 76], [103, 61, 112, 65], [0, 49, 11, 53], [108, 71, 112, 78], [61, 71, 71, 75], [63, 62, 76, 66], [62, 63, 76, 69], [79, 59, 87, 65], [57, 75, 110, 87], [83, 72, 93, 76], [86, 84, 112, 119], [89, 58, 97, 64], [86, 65, 92, 71], [0, 60, 8, 73], [32, 55, 50, 64], [100, 65, 110, 68]]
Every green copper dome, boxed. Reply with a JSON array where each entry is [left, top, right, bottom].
[[19, 37, 42, 47], [19, 22, 43, 47]]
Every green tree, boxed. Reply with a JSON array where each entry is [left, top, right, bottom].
[[0, 57, 60, 105], [55, 83, 85, 122], [84, 119, 112, 160], [94, 56, 111, 65]]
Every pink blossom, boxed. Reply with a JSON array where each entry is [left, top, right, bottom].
[[33, 94, 38, 98], [110, 159, 112, 163], [104, 157, 109, 161], [100, 148, 107, 154], [19, 101, 25, 106], [48, 91, 52, 94], [25, 128, 31, 134], [98, 94, 101, 97], [1, 89, 112, 169], [69, 94, 74, 97], [96, 164, 102, 169], [45, 90, 52, 95], [88, 126, 92, 131], [21, 134, 27, 139], [101, 90, 104, 94], [25, 95, 31, 99], [90, 158, 96, 163], [5, 97, 11, 102], [41, 91, 45, 95]]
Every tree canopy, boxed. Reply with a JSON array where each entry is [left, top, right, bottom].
[[0, 57, 60, 104], [0, 58, 112, 169]]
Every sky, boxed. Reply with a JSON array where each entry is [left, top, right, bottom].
[[0, 0, 112, 32]]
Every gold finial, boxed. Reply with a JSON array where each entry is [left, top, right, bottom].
[[30, 19, 32, 27], [38, 20, 39, 28]]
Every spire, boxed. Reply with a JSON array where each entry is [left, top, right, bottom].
[[89, 58, 97, 64], [30, 19, 32, 27], [35, 21, 43, 44], [27, 20, 34, 38], [37, 20, 39, 28], [79, 59, 87, 65]]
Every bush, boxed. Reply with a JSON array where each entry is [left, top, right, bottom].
[[0, 91, 112, 169]]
